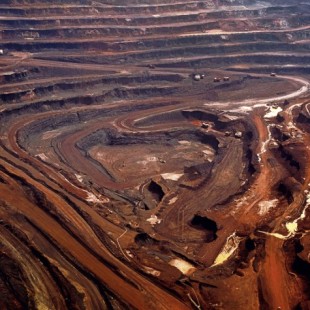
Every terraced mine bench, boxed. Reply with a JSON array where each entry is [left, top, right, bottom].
[[0, 0, 309, 309]]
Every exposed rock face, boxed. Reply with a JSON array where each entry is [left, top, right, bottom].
[[0, 0, 309, 309]]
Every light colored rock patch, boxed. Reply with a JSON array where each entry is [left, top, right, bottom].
[[258, 124, 273, 162], [212, 232, 242, 267], [168, 196, 178, 205], [143, 266, 161, 277], [202, 148, 214, 156], [264, 106, 283, 119], [258, 199, 278, 215], [285, 190, 310, 236], [86, 192, 109, 204], [75, 174, 83, 183], [169, 259, 196, 275], [259, 188, 310, 239], [36, 153, 48, 161], [161, 173, 183, 181], [146, 215, 162, 226], [42, 129, 62, 140], [178, 140, 191, 145]]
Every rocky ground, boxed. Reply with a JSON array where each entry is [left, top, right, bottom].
[[0, 0, 309, 309]]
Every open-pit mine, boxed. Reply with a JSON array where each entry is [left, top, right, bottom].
[[0, 0, 310, 309]]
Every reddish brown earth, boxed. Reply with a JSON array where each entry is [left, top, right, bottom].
[[0, 0, 310, 309]]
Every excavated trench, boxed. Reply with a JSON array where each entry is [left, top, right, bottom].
[[190, 214, 218, 242]]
